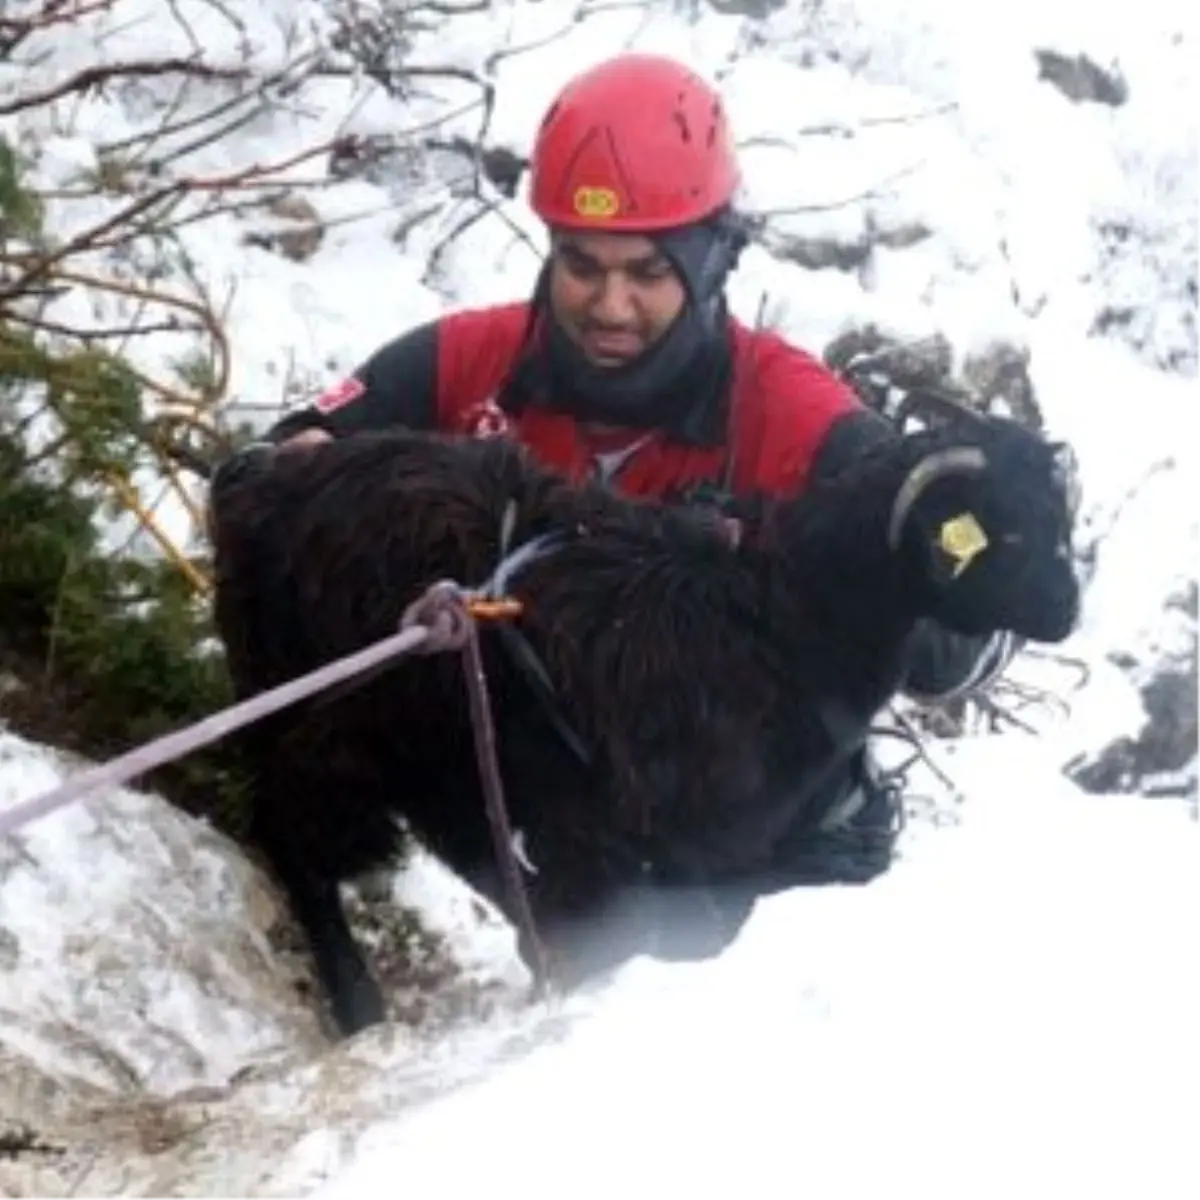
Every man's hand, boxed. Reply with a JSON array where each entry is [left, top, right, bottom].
[[209, 439, 277, 496], [210, 426, 335, 502], [279, 427, 334, 451]]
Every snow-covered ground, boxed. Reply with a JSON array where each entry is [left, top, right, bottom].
[[1, 0, 1197, 1195]]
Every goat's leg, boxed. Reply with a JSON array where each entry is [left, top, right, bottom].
[[240, 710, 415, 1037], [255, 818, 386, 1037]]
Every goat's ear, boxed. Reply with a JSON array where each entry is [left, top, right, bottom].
[[935, 511, 991, 579], [906, 501, 993, 589], [907, 506, 993, 585]]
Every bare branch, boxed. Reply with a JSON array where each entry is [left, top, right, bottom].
[[0, 0, 582, 585], [739, 102, 959, 151], [93, 51, 318, 157], [0, 0, 118, 56], [407, 0, 488, 13], [0, 134, 357, 300], [164, 0, 203, 57], [139, 50, 325, 172], [0, 56, 250, 117], [7, 311, 202, 340], [750, 161, 929, 221]]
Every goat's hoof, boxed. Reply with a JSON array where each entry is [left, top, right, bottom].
[[329, 975, 387, 1038]]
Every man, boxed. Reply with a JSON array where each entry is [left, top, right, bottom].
[[243, 52, 1016, 885]]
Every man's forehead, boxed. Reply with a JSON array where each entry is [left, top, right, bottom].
[[552, 230, 667, 267]]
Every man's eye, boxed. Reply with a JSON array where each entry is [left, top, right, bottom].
[[561, 254, 599, 279]]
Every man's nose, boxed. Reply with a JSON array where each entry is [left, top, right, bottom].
[[590, 272, 638, 324]]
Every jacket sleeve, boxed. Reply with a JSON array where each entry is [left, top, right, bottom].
[[263, 319, 441, 444], [809, 406, 1020, 701]]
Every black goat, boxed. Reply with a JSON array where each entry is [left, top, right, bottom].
[[209, 414, 1080, 1036]]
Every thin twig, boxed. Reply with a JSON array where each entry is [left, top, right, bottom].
[[0, 134, 355, 300], [752, 161, 928, 219], [8, 312, 201, 340], [0, 0, 117, 54], [0, 56, 250, 117]]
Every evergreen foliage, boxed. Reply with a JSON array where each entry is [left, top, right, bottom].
[[0, 134, 249, 839]]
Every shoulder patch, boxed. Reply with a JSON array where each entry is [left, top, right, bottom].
[[460, 395, 512, 439], [314, 376, 366, 414]]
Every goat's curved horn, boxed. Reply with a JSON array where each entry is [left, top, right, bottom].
[[886, 446, 988, 551], [893, 385, 990, 434]]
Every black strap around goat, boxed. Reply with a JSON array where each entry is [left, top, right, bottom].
[[475, 503, 594, 769], [493, 621, 592, 766]]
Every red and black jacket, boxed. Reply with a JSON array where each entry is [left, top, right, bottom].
[[266, 302, 1016, 702]]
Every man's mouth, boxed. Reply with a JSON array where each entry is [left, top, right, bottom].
[[582, 329, 643, 361]]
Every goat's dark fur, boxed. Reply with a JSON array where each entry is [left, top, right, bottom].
[[209, 416, 1080, 1036]]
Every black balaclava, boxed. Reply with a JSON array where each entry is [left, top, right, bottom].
[[498, 208, 749, 445]]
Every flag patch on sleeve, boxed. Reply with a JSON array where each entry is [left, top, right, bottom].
[[314, 376, 366, 414]]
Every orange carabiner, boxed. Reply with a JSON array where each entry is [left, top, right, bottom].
[[465, 597, 525, 622]]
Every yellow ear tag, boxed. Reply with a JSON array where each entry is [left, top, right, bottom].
[[939, 512, 989, 578]]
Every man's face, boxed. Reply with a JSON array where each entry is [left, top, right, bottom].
[[547, 231, 687, 367]]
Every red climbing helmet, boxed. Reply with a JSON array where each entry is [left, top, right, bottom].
[[529, 53, 741, 232]]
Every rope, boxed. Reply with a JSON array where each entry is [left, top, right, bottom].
[[0, 623, 432, 837], [463, 602, 551, 990], [0, 579, 551, 992]]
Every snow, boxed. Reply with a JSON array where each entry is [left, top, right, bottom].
[[1, 0, 1198, 1195], [318, 747, 1199, 1200], [0, 731, 326, 1100]]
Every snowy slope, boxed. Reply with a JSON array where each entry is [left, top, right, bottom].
[[1, 0, 1197, 1195]]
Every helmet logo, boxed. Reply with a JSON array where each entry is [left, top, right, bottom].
[[572, 185, 620, 219]]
